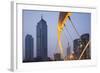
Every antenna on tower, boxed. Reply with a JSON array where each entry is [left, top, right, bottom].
[[41, 14, 43, 19]]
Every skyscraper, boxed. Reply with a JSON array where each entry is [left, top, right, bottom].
[[67, 42, 71, 56], [73, 39, 81, 58], [25, 34, 34, 61], [36, 16, 48, 59], [80, 33, 90, 59]]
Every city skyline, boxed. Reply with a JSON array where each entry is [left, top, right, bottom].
[[22, 10, 91, 60]]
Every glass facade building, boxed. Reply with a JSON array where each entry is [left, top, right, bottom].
[[25, 34, 34, 60], [36, 17, 48, 59]]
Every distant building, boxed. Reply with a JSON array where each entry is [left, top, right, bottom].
[[67, 42, 71, 56], [65, 53, 77, 60], [25, 34, 34, 61], [73, 39, 81, 58], [54, 53, 62, 61], [36, 16, 48, 59], [81, 33, 89, 44], [80, 33, 90, 59]]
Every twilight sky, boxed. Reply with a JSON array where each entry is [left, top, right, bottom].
[[22, 10, 91, 59]]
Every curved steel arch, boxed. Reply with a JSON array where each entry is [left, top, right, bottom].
[[57, 12, 72, 58]]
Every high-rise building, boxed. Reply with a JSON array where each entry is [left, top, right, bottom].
[[73, 39, 81, 58], [73, 33, 90, 60], [80, 33, 90, 59], [36, 16, 48, 59], [25, 34, 34, 61], [67, 42, 71, 56]]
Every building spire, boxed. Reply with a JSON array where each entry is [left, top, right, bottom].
[[68, 42, 69, 46], [41, 14, 43, 19]]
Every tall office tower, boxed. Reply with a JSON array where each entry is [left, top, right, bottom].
[[25, 34, 34, 61], [36, 16, 48, 60], [73, 39, 81, 58], [81, 33, 90, 59]]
